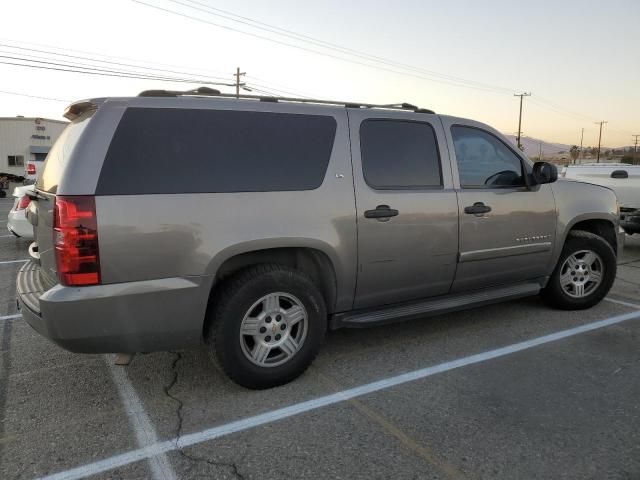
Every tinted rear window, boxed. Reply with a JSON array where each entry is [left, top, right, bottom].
[[96, 108, 337, 194], [37, 113, 90, 193], [360, 119, 442, 189]]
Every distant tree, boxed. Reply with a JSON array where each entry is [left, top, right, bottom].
[[590, 147, 598, 156], [569, 145, 580, 163]]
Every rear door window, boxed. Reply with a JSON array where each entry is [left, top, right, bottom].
[[359, 119, 442, 189], [96, 108, 337, 194]]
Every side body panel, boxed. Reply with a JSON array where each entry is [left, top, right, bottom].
[[94, 101, 358, 313], [550, 179, 620, 267], [348, 109, 459, 309]]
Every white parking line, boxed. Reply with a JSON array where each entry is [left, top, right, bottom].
[[105, 356, 177, 480], [0, 234, 17, 238], [0, 313, 21, 322], [604, 297, 640, 309], [37, 306, 640, 480], [0, 259, 29, 265]]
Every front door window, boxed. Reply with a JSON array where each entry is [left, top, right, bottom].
[[451, 126, 525, 188]]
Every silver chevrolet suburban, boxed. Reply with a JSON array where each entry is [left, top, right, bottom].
[[18, 88, 623, 389]]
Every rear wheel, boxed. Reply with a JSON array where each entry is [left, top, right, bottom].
[[542, 230, 616, 310], [207, 264, 327, 389]]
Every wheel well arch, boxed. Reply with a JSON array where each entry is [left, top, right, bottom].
[[568, 219, 617, 253], [212, 247, 338, 314]]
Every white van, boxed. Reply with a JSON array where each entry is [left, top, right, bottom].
[[562, 163, 640, 234]]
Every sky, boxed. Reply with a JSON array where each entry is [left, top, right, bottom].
[[0, 0, 638, 149]]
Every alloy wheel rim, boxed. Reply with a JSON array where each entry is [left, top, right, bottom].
[[559, 249, 603, 298], [239, 292, 308, 367]]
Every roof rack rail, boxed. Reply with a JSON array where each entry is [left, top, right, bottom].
[[137, 87, 435, 114], [138, 87, 221, 97]]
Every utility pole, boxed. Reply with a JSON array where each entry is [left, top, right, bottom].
[[514, 92, 531, 151], [633, 134, 640, 165], [538, 141, 543, 161], [579, 127, 584, 163], [595, 121, 608, 163], [234, 67, 246, 98]]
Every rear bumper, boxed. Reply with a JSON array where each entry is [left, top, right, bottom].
[[17, 261, 213, 353]]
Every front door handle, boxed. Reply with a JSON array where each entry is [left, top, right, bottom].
[[464, 202, 492, 215], [364, 205, 399, 220]]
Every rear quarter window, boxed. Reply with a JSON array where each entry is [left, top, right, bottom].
[[96, 108, 337, 194], [37, 113, 91, 193]]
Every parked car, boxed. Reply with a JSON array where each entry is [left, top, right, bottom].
[[17, 90, 623, 389], [23, 160, 43, 185], [7, 184, 34, 239], [0, 172, 26, 183], [563, 163, 640, 234]]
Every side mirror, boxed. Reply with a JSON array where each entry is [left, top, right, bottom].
[[532, 162, 558, 185]]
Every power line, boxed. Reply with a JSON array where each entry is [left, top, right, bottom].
[[168, 0, 517, 94], [0, 89, 70, 103], [0, 43, 232, 83], [0, 37, 231, 79], [0, 54, 237, 86], [244, 76, 314, 98], [132, 0, 519, 94]]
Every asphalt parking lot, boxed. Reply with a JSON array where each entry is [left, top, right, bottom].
[[1, 195, 639, 480]]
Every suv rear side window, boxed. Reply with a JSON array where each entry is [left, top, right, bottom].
[[37, 113, 91, 193], [360, 119, 442, 189], [97, 108, 337, 194], [451, 126, 525, 188]]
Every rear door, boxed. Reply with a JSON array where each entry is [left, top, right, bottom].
[[349, 109, 458, 309], [441, 118, 557, 292]]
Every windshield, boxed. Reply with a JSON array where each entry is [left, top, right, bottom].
[[36, 111, 94, 193]]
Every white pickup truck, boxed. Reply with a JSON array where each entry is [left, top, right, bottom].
[[563, 163, 640, 234]]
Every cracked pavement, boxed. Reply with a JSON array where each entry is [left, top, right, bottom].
[[164, 351, 246, 480], [0, 188, 639, 479]]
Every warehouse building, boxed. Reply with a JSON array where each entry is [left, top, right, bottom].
[[0, 116, 67, 175]]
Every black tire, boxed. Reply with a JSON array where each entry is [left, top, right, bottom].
[[207, 264, 327, 389], [541, 230, 616, 310]]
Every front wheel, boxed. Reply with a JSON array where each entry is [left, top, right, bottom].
[[207, 264, 327, 389], [541, 230, 616, 310]]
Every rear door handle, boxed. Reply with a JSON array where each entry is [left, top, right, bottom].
[[464, 202, 492, 215], [364, 205, 399, 219]]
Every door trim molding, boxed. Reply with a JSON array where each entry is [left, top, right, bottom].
[[459, 242, 552, 263]]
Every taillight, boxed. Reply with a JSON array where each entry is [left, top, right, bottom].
[[53, 196, 101, 286], [26, 163, 36, 175], [16, 195, 30, 211]]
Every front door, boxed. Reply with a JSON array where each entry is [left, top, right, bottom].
[[349, 110, 459, 309], [441, 119, 557, 292]]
